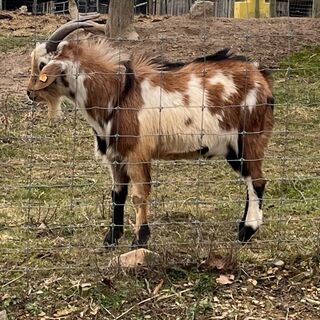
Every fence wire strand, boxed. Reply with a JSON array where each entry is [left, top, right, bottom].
[[0, 1, 320, 319]]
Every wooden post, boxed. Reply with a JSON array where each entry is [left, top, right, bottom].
[[269, 0, 277, 17], [255, 0, 260, 18], [148, 0, 154, 15], [313, 0, 320, 17], [0, 0, 3, 11]]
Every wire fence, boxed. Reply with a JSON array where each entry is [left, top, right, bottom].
[[2, 0, 320, 17], [0, 0, 320, 319]]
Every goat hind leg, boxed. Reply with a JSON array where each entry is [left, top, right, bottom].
[[226, 137, 267, 242], [104, 163, 130, 248], [127, 162, 151, 248]]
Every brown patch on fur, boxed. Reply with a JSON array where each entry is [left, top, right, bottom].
[[52, 40, 142, 157], [183, 94, 190, 106], [184, 117, 192, 126]]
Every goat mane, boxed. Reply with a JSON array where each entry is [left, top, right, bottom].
[[149, 48, 249, 72]]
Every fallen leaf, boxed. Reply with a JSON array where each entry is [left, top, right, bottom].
[[248, 278, 257, 286], [1, 294, 10, 301], [267, 267, 274, 275], [203, 254, 226, 270], [54, 306, 77, 317], [216, 274, 234, 285]]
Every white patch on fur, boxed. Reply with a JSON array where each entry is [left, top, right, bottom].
[[32, 43, 47, 60], [57, 60, 116, 162], [31, 43, 54, 74], [241, 88, 257, 112], [216, 114, 223, 122], [57, 41, 69, 52], [94, 119, 113, 163], [209, 72, 237, 102], [245, 177, 263, 230], [104, 120, 113, 146], [138, 75, 238, 158]]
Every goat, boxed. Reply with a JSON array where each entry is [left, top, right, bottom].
[[27, 20, 274, 248]]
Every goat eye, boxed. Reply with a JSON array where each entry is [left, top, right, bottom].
[[39, 62, 46, 71]]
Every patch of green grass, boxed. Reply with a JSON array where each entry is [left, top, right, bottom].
[[0, 36, 34, 53], [275, 46, 320, 107], [280, 46, 320, 78]]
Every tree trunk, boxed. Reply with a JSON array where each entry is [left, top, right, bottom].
[[69, 0, 79, 19], [108, 0, 137, 39]]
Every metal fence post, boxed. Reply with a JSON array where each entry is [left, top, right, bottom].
[[32, 0, 38, 14], [313, 0, 320, 17]]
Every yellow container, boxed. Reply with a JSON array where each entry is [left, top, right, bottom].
[[234, 0, 270, 18]]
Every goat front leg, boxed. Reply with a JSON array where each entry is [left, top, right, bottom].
[[127, 161, 151, 248], [104, 162, 130, 248]]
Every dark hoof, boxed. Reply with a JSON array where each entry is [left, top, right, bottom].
[[131, 224, 150, 249], [238, 222, 256, 243], [103, 227, 123, 249]]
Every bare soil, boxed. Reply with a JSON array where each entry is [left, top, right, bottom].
[[0, 12, 320, 96]]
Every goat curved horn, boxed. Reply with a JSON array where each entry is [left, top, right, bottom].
[[46, 14, 101, 53], [74, 13, 101, 21], [78, 20, 107, 35]]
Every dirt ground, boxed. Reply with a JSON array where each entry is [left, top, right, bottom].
[[0, 11, 320, 320], [0, 11, 320, 96]]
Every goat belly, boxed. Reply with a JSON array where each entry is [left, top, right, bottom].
[[138, 105, 238, 160]]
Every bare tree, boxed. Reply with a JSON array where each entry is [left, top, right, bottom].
[[108, 0, 138, 40]]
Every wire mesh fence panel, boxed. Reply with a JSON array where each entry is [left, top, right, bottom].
[[0, 0, 320, 319]]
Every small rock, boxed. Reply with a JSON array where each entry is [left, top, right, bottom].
[[19, 5, 28, 13], [190, 0, 214, 19], [108, 248, 160, 269], [0, 310, 8, 320], [273, 259, 285, 267]]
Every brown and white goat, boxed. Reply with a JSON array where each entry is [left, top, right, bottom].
[[27, 21, 274, 248]]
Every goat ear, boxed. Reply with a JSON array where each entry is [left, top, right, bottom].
[[28, 63, 62, 91]]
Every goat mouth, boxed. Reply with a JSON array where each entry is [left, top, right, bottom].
[[27, 94, 43, 103]]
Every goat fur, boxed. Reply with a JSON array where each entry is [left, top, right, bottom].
[[28, 38, 274, 247]]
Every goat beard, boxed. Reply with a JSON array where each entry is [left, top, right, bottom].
[[42, 95, 63, 120]]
